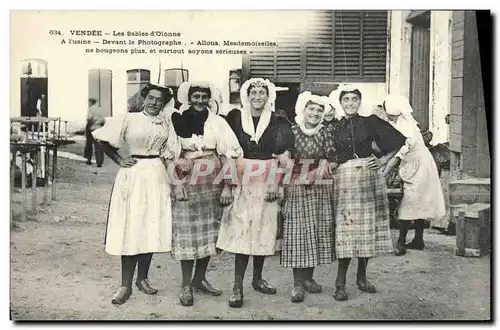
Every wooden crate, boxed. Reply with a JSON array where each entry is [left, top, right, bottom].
[[455, 203, 490, 257]]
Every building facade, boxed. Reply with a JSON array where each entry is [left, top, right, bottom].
[[241, 10, 389, 119], [389, 10, 490, 179]]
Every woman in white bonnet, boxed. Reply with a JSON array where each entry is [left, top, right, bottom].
[[382, 95, 446, 255], [217, 78, 294, 308], [170, 80, 243, 307], [330, 84, 406, 301], [281, 91, 338, 303]]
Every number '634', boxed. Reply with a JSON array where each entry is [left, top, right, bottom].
[[49, 30, 62, 35]]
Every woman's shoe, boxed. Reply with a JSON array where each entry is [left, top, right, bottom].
[[136, 279, 158, 295], [251, 279, 277, 295], [405, 239, 425, 250], [111, 286, 132, 305], [179, 286, 194, 307], [228, 286, 244, 308], [291, 285, 305, 303], [394, 243, 407, 256], [193, 279, 223, 296], [303, 279, 322, 293], [356, 278, 376, 293], [333, 286, 348, 301]]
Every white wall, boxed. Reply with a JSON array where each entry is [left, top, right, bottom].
[[11, 11, 307, 131], [388, 10, 452, 144], [429, 11, 452, 144], [388, 10, 412, 100]]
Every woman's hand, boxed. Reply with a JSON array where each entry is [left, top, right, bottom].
[[220, 185, 234, 206], [174, 158, 192, 179], [118, 157, 138, 168], [278, 186, 286, 206], [272, 152, 294, 169], [382, 157, 400, 178], [265, 183, 279, 202], [367, 155, 383, 170], [327, 162, 339, 177], [173, 184, 188, 201]]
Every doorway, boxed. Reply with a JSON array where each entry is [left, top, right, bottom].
[[407, 11, 431, 129]]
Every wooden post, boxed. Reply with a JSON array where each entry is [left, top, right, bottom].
[[44, 144, 50, 203], [51, 145, 57, 200], [10, 149, 17, 220], [21, 152, 27, 221], [454, 211, 465, 256], [31, 149, 38, 213]]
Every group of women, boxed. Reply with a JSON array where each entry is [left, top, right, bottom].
[[92, 77, 445, 307]]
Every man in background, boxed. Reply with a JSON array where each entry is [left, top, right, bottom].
[[85, 98, 105, 167], [36, 94, 47, 117]]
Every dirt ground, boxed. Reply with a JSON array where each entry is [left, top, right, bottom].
[[9, 141, 491, 321]]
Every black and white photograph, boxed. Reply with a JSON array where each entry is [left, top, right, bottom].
[[7, 9, 492, 321]]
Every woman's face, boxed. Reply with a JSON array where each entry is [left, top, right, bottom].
[[303, 102, 325, 127], [340, 92, 361, 116], [143, 90, 166, 116], [189, 90, 210, 112], [323, 106, 335, 122], [248, 86, 269, 111]]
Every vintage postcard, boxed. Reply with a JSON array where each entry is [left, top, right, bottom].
[[9, 10, 491, 321]]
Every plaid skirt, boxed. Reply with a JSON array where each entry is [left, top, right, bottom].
[[281, 184, 335, 268], [171, 170, 223, 260], [333, 158, 393, 259]]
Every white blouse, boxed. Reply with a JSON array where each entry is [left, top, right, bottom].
[[92, 112, 181, 160], [179, 111, 243, 159]]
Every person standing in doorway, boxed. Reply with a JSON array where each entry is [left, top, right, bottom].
[[36, 94, 47, 117], [85, 98, 106, 167]]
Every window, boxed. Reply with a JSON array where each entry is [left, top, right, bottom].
[[246, 10, 388, 82]]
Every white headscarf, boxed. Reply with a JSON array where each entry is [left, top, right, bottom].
[[294, 91, 330, 136], [161, 97, 178, 118], [383, 95, 419, 125], [383, 94, 420, 137], [177, 80, 219, 113], [329, 83, 365, 119], [239, 78, 277, 144]]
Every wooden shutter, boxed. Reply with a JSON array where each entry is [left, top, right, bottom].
[[276, 29, 303, 80], [333, 11, 362, 78], [246, 10, 388, 82], [362, 11, 388, 79], [333, 10, 387, 81], [305, 11, 334, 79], [248, 48, 275, 79]]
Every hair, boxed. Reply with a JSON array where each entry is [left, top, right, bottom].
[[339, 89, 362, 102], [88, 98, 97, 106], [188, 86, 212, 100], [140, 83, 173, 103], [304, 100, 325, 110], [247, 83, 269, 96]]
